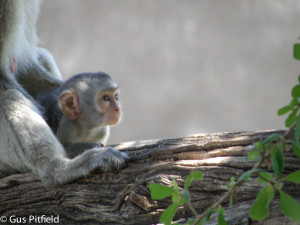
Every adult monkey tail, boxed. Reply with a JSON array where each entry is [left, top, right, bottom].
[[0, 0, 129, 186], [0, 1, 22, 92], [0, 0, 62, 96]]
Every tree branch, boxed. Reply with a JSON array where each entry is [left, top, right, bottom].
[[0, 130, 299, 225]]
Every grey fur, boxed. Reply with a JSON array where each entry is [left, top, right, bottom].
[[0, 1, 62, 96], [36, 72, 120, 157], [0, 0, 129, 186]]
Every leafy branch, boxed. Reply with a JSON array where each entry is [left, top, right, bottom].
[[148, 41, 300, 224]]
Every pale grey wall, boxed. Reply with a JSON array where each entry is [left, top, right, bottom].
[[38, 0, 300, 144]]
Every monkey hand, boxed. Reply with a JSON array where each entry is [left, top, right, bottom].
[[40, 146, 129, 186], [93, 146, 129, 171]]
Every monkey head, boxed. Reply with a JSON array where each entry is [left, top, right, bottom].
[[58, 72, 122, 127]]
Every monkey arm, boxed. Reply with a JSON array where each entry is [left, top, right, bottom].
[[65, 142, 104, 159]]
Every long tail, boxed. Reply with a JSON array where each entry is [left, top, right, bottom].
[[0, 1, 23, 92]]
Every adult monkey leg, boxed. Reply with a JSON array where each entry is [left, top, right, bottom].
[[0, 0, 129, 185], [37, 47, 63, 80], [18, 47, 64, 96]]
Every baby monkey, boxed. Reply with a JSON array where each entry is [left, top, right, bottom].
[[36, 72, 121, 157]]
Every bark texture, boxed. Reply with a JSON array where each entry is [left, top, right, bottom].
[[0, 130, 300, 225]]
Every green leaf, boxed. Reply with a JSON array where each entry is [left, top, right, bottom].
[[205, 209, 213, 221], [284, 170, 300, 184], [184, 171, 203, 189], [173, 179, 179, 191], [267, 185, 275, 199], [172, 192, 184, 205], [196, 219, 204, 225], [148, 183, 174, 200], [298, 74, 300, 83], [292, 142, 300, 158], [230, 177, 235, 183], [186, 219, 195, 225], [250, 185, 274, 221], [248, 150, 260, 161], [271, 147, 285, 177], [255, 142, 264, 152], [227, 177, 236, 189], [238, 169, 261, 182], [258, 172, 272, 184], [160, 203, 178, 225], [285, 109, 298, 128], [217, 210, 228, 225], [182, 189, 190, 203], [294, 43, 300, 60], [275, 182, 283, 190], [277, 105, 292, 116], [295, 116, 300, 146], [217, 205, 225, 214], [280, 190, 300, 222], [262, 133, 281, 145], [292, 84, 300, 98], [290, 98, 299, 107]]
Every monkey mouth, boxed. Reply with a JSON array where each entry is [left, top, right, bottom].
[[107, 116, 120, 125]]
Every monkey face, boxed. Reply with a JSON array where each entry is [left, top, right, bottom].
[[97, 89, 121, 126]]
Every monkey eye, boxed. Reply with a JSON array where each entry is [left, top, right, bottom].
[[115, 94, 119, 101], [103, 95, 110, 101]]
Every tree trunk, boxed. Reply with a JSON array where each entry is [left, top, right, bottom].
[[0, 130, 299, 225]]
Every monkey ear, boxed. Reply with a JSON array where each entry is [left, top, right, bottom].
[[59, 91, 81, 120]]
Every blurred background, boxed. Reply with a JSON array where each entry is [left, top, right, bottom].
[[38, 0, 300, 144]]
